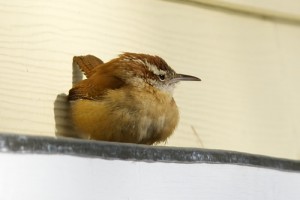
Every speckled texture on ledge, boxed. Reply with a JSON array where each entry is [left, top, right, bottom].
[[0, 133, 299, 172]]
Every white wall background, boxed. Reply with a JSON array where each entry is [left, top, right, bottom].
[[0, 153, 300, 200], [0, 0, 300, 159]]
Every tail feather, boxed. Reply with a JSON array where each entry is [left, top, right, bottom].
[[73, 55, 104, 78]]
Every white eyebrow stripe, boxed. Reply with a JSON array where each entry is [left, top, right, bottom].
[[122, 55, 167, 75], [130, 59, 166, 75], [145, 60, 166, 75]]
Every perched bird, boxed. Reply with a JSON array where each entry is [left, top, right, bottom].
[[68, 53, 200, 144]]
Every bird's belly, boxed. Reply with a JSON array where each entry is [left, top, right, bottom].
[[70, 93, 179, 144]]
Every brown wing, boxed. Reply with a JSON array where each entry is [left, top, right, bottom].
[[68, 64, 125, 101], [73, 55, 104, 78]]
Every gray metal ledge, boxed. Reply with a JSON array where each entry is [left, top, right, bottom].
[[0, 133, 299, 172]]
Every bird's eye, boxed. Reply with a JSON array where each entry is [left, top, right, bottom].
[[158, 74, 165, 81]]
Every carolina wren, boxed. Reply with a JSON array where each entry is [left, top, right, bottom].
[[68, 53, 200, 144]]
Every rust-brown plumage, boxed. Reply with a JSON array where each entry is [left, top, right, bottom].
[[68, 53, 200, 144]]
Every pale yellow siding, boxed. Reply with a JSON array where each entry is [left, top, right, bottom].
[[0, 0, 299, 159]]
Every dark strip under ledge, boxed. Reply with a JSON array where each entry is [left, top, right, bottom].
[[0, 132, 299, 172]]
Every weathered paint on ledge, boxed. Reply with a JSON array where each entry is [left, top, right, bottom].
[[0, 133, 299, 172]]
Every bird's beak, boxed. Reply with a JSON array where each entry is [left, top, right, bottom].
[[171, 73, 201, 83]]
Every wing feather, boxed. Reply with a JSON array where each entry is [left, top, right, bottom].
[[68, 58, 125, 101]]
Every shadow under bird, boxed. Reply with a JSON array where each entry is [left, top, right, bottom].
[[68, 53, 201, 144]]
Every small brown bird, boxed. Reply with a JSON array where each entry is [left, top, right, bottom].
[[68, 53, 200, 144]]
